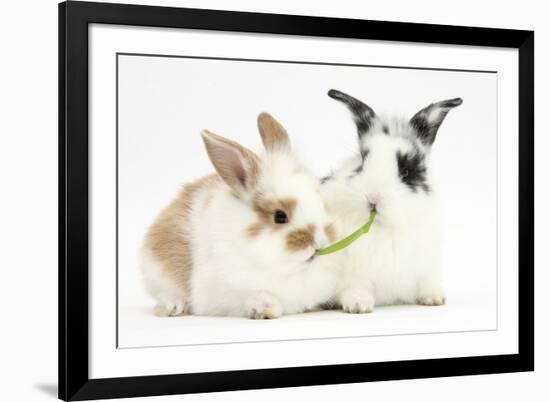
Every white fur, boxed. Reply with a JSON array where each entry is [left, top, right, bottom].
[[190, 153, 337, 317], [321, 117, 445, 311], [142, 136, 339, 318]]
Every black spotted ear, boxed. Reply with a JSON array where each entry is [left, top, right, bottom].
[[328, 89, 376, 139], [410, 98, 463, 145]]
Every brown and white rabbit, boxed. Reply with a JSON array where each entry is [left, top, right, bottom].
[[141, 113, 339, 318]]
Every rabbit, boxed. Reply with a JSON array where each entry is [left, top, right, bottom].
[[141, 112, 339, 319], [320, 89, 462, 313]]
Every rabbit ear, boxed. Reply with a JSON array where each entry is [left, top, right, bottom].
[[410, 98, 463, 145], [328, 89, 376, 139], [201, 130, 260, 196], [257, 112, 291, 153]]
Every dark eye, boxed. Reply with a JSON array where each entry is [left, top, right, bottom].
[[396, 150, 428, 192], [396, 153, 413, 179], [273, 210, 288, 224]]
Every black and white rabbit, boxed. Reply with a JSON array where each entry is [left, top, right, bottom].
[[321, 89, 462, 313]]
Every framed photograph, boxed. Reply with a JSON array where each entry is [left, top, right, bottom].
[[59, 1, 534, 400]]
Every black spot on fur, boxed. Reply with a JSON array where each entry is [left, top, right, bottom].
[[410, 98, 463, 145], [396, 150, 429, 193], [410, 114, 441, 146], [382, 125, 389, 134], [355, 118, 371, 135], [321, 171, 334, 184], [352, 149, 370, 176], [328, 89, 376, 139]]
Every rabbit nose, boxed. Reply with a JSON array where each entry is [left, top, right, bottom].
[[367, 194, 381, 211]]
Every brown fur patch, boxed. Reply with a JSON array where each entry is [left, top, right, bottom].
[[286, 224, 315, 251], [245, 222, 264, 238], [144, 174, 219, 295], [324, 223, 337, 243], [279, 198, 297, 217], [252, 193, 297, 228]]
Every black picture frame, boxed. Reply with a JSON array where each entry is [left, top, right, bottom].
[[59, 1, 534, 400]]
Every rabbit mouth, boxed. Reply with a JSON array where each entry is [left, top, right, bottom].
[[306, 252, 316, 263]]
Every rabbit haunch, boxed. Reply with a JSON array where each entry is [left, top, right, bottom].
[[141, 113, 339, 318], [321, 89, 462, 312]]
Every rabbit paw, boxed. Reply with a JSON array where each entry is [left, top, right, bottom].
[[153, 300, 187, 317], [416, 294, 446, 306], [416, 285, 446, 306], [246, 291, 283, 319], [340, 287, 375, 314]]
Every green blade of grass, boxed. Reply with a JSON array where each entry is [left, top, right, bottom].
[[315, 210, 377, 256]]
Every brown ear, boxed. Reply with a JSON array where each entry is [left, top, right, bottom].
[[201, 130, 260, 196], [257, 112, 291, 153]]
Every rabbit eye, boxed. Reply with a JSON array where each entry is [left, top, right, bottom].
[[396, 150, 429, 193], [274, 210, 288, 224]]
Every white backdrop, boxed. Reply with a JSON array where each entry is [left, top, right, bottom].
[[0, 0, 547, 401], [117, 53, 498, 348], [89, 23, 518, 378]]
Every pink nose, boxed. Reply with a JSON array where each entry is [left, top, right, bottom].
[[367, 194, 381, 210]]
